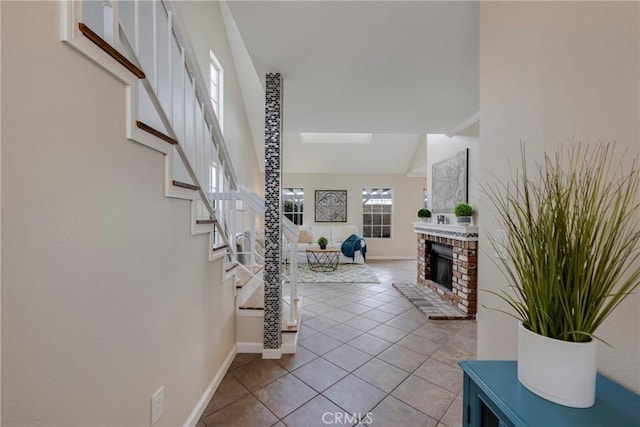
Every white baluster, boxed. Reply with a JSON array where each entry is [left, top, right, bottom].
[[152, 1, 157, 93], [133, 0, 139, 56], [250, 210, 257, 267]]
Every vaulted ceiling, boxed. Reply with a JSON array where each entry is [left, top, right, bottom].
[[221, 1, 479, 174]]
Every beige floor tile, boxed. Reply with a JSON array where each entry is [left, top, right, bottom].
[[377, 344, 427, 372], [413, 358, 464, 394], [292, 357, 349, 392], [299, 333, 342, 355], [341, 302, 373, 315], [322, 344, 372, 372], [202, 375, 250, 417], [367, 324, 408, 343], [303, 316, 339, 332], [229, 353, 261, 371], [431, 346, 476, 367], [253, 374, 318, 419], [347, 333, 393, 356], [274, 346, 319, 372], [282, 395, 352, 427], [368, 395, 437, 427], [323, 323, 364, 343], [361, 309, 397, 323], [231, 359, 288, 391], [352, 358, 409, 393], [396, 333, 441, 357], [323, 375, 386, 415], [391, 375, 457, 420], [440, 394, 463, 427], [342, 316, 381, 332], [384, 316, 425, 332], [202, 394, 278, 427], [322, 308, 358, 323]]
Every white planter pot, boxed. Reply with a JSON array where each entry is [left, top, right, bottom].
[[456, 216, 471, 226], [517, 322, 597, 408]]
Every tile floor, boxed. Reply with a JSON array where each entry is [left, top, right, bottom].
[[199, 260, 477, 427]]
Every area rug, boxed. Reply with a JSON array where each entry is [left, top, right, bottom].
[[288, 263, 380, 283]]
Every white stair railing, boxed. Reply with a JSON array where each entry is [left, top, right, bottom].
[[62, 0, 299, 329], [237, 187, 300, 326]]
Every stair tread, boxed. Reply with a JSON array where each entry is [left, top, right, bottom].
[[236, 265, 264, 288], [239, 283, 264, 310], [238, 284, 303, 334]]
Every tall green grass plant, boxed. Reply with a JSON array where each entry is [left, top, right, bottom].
[[486, 142, 640, 343]]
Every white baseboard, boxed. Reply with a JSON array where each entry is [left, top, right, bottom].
[[183, 344, 237, 427], [236, 342, 263, 353], [262, 348, 282, 359], [367, 256, 415, 260]]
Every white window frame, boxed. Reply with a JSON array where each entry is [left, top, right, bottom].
[[209, 50, 224, 132], [362, 187, 393, 239], [283, 188, 304, 226]]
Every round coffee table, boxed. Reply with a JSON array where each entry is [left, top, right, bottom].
[[306, 248, 340, 272]]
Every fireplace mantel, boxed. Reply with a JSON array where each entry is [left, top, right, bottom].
[[413, 222, 479, 241]]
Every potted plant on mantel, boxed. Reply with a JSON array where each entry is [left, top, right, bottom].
[[417, 208, 432, 222], [486, 142, 640, 408], [317, 236, 328, 250], [454, 203, 474, 226]]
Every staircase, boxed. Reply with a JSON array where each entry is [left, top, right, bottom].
[[60, 0, 301, 355]]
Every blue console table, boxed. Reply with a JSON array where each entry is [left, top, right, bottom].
[[460, 360, 640, 427]]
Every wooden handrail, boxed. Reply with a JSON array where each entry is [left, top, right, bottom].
[[136, 121, 177, 145], [172, 181, 199, 191], [196, 220, 216, 225], [78, 23, 145, 79]]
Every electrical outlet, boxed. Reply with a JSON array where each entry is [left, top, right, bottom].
[[151, 386, 164, 426]]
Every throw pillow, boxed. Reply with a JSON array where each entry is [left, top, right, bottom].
[[299, 229, 312, 244]]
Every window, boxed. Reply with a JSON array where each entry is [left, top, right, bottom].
[[283, 188, 304, 225], [362, 187, 392, 238], [209, 50, 223, 131]]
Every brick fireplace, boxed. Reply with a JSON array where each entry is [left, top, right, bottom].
[[414, 223, 478, 316]]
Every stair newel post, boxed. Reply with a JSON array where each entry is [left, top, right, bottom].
[[263, 73, 283, 358]]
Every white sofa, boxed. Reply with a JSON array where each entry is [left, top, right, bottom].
[[289, 225, 366, 264]]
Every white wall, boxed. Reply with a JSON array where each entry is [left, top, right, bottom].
[[2, 2, 238, 424], [406, 134, 427, 177], [283, 173, 425, 258], [426, 122, 480, 224], [173, 1, 262, 193], [478, 1, 640, 392]]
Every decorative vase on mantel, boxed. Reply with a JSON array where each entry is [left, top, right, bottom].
[[517, 322, 597, 408], [456, 216, 471, 226]]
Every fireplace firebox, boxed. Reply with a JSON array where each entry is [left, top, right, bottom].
[[430, 243, 453, 291]]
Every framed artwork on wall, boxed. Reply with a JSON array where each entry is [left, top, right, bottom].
[[432, 149, 468, 213], [315, 190, 347, 222]]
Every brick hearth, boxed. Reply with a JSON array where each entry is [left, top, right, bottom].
[[414, 223, 478, 316]]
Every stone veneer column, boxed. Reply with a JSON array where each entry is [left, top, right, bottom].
[[263, 73, 283, 355]]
